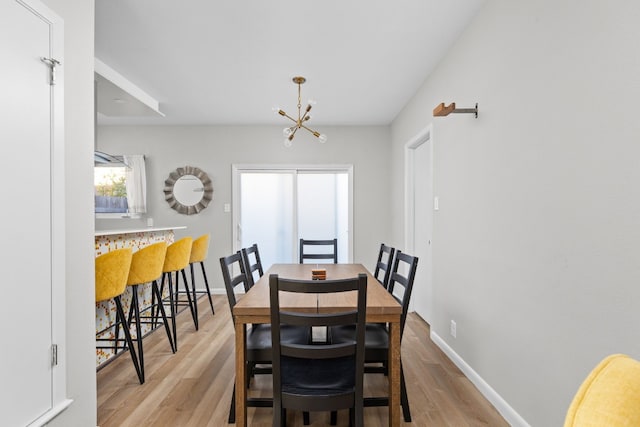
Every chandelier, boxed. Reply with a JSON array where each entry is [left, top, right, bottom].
[[273, 76, 327, 147]]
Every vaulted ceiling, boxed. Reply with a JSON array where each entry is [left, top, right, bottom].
[[95, 0, 484, 126]]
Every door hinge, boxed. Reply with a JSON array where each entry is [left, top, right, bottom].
[[51, 344, 58, 367], [40, 57, 61, 85]]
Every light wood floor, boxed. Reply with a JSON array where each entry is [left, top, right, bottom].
[[97, 295, 508, 426]]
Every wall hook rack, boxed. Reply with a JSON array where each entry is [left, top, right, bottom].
[[433, 102, 478, 118]]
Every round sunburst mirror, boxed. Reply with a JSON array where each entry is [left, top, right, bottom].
[[164, 166, 213, 215]]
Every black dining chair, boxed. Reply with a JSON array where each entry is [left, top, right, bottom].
[[373, 243, 395, 289], [299, 238, 338, 264], [219, 252, 309, 424], [241, 243, 264, 289], [331, 250, 418, 422], [270, 273, 368, 427]]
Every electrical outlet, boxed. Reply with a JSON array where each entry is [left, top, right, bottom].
[[450, 320, 457, 338]]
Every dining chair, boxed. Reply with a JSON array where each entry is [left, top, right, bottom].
[[299, 238, 338, 264], [95, 248, 141, 382], [331, 250, 418, 422], [220, 252, 309, 424], [125, 241, 174, 384], [241, 243, 264, 289], [188, 234, 215, 315], [373, 243, 395, 289], [270, 273, 368, 427]]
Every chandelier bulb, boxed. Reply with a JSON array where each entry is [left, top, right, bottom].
[[272, 105, 280, 114], [284, 138, 293, 148], [303, 115, 311, 122], [283, 127, 293, 137], [308, 99, 316, 106], [318, 134, 328, 143]]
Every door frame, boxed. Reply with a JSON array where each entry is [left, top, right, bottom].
[[404, 125, 434, 321], [232, 164, 354, 262]]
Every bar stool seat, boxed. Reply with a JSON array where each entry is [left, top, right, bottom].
[[95, 248, 141, 381], [126, 241, 174, 384], [160, 237, 194, 351], [188, 234, 215, 316]]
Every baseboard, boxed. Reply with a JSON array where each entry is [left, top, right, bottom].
[[430, 331, 530, 427]]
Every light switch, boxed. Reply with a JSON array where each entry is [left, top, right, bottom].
[[224, 203, 231, 213]]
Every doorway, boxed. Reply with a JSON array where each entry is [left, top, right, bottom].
[[405, 125, 434, 325], [232, 165, 353, 269]]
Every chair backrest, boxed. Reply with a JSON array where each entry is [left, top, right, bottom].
[[564, 354, 640, 427], [387, 251, 418, 336], [189, 234, 210, 264], [95, 248, 133, 303], [269, 273, 367, 417], [219, 251, 250, 314], [127, 241, 167, 286], [299, 238, 338, 264], [162, 237, 193, 273], [241, 243, 263, 288], [373, 243, 395, 289]]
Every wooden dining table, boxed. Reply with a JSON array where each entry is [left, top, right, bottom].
[[232, 263, 403, 427]]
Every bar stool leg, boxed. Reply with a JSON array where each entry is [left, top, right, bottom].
[[167, 272, 178, 351], [114, 295, 142, 383], [130, 286, 145, 384], [181, 268, 198, 330], [198, 261, 215, 315], [151, 279, 176, 353]]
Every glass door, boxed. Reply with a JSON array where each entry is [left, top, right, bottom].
[[233, 165, 352, 269]]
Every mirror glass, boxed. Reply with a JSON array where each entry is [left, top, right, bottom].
[[164, 166, 214, 215], [173, 175, 204, 206]]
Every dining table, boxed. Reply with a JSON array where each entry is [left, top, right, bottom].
[[232, 263, 403, 427]]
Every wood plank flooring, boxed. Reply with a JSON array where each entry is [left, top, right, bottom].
[[97, 296, 508, 426]]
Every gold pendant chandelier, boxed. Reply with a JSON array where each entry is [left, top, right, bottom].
[[273, 76, 327, 147]]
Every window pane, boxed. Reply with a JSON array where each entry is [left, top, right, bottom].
[[298, 172, 348, 263], [240, 172, 294, 268], [94, 166, 128, 213]]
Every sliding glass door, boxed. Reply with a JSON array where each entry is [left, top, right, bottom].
[[233, 165, 352, 270]]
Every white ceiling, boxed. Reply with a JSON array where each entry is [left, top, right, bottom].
[[95, 0, 484, 126]]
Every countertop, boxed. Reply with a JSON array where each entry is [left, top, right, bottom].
[[95, 226, 187, 237]]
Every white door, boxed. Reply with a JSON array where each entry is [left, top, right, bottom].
[[406, 127, 433, 324], [1, 1, 66, 424]]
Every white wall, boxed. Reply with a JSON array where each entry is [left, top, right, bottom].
[[42, 0, 97, 426], [96, 125, 391, 290], [391, 0, 640, 425]]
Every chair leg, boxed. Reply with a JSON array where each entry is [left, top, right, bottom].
[[303, 411, 310, 425], [330, 411, 337, 425], [152, 279, 175, 353], [400, 362, 411, 422], [227, 382, 236, 423], [167, 273, 178, 351], [131, 286, 145, 384], [114, 296, 142, 383], [200, 261, 215, 315], [181, 268, 198, 330]]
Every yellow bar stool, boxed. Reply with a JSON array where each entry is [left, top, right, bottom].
[[126, 241, 175, 384], [188, 234, 215, 316], [95, 248, 141, 381], [160, 236, 194, 350]]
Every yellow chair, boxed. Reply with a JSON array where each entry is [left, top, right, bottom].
[[160, 237, 194, 350], [565, 354, 640, 427], [126, 241, 174, 384], [95, 248, 141, 381], [188, 234, 215, 316]]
